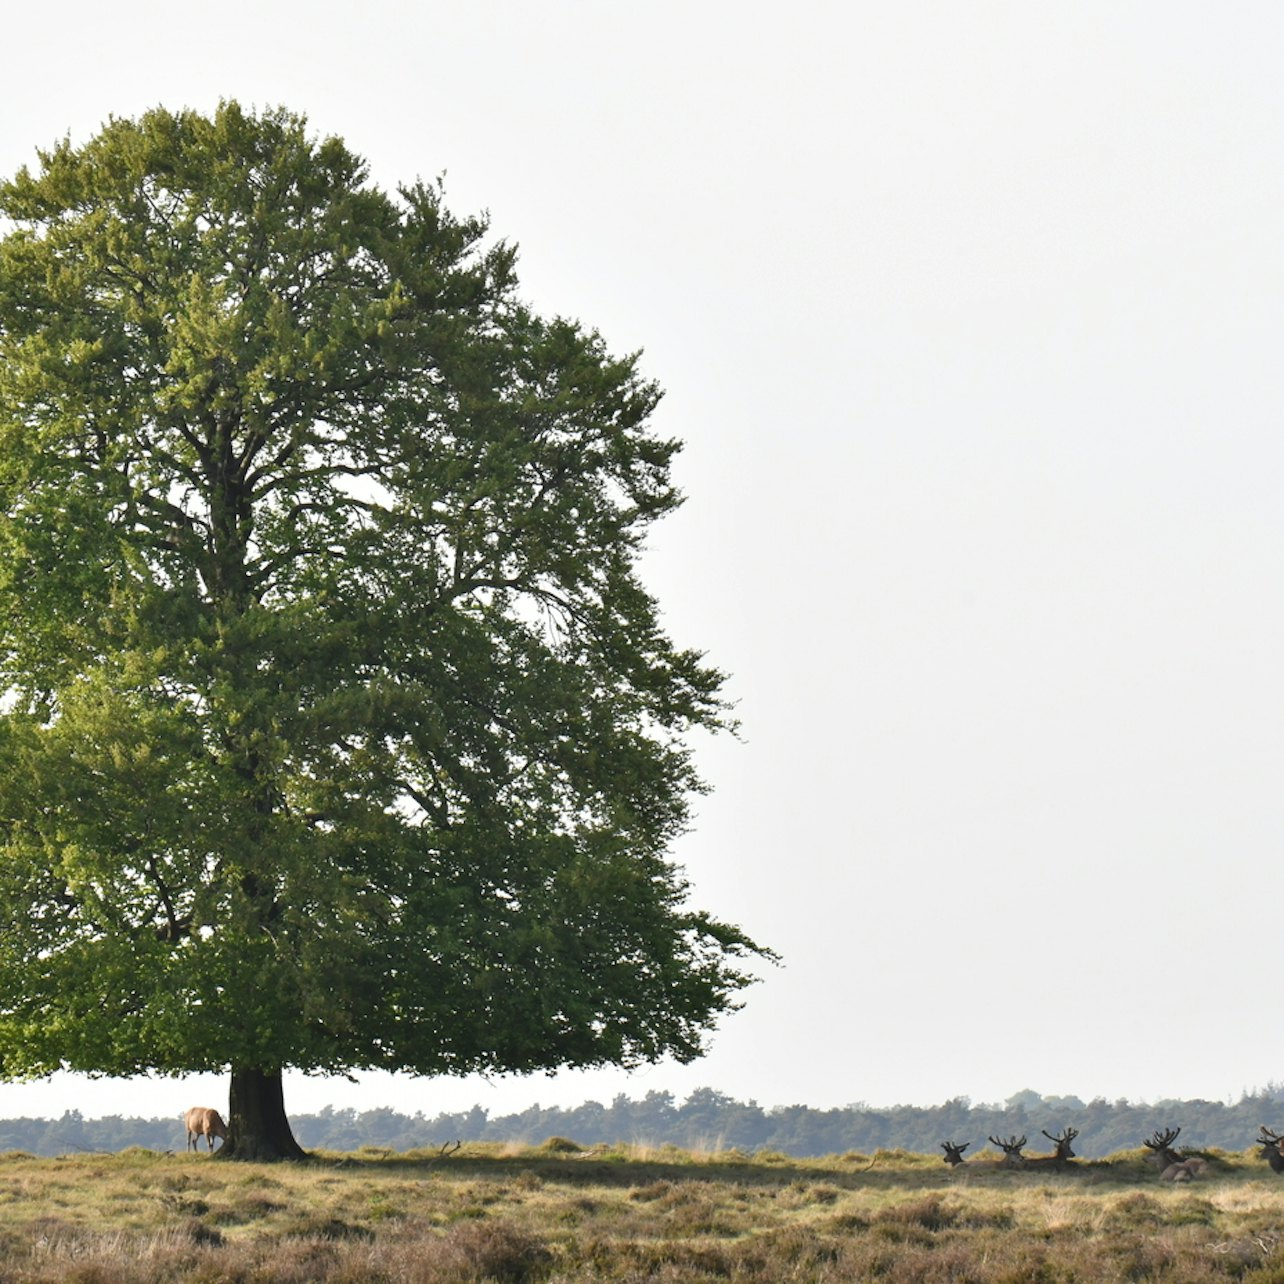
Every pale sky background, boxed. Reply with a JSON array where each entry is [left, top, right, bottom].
[[2, 1, 1283, 1125]]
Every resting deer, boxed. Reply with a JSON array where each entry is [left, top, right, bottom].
[[1257, 1127, 1284, 1174], [1160, 1157, 1207, 1182], [983, 1128, 1080, 1173], [1142, 1127, 1184, 1170], [184, 1106, 228, 1153], [944, 1137, 1014, 1176], [988, 1134, 1029, 1169], [1032, 1127, 1079, 1169], [1143, 1126, 1206, 1181]]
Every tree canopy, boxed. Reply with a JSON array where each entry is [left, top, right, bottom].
[[0, 103, 767, 1157]]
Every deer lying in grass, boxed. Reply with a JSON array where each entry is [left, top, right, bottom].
[[944, 1129, 1081, 1175], [984, 1128, 1079, 1172], [184, 1106, 228, 1153], [1035, 1128, 1078, 1169], [988, 1135, 1029, 1169], [942, 1138, 1015, 1175], [1257, 1127, 1284, 1174], [1142, 1126, 1183, 1169], [1160, 1157, 1207, 1182], [1143, 1126, 1206, 1181]]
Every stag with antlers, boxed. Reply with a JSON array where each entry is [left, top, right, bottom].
[[940, 1140, 971, 1166], [1142, 1127, 1184, 1169], [987, 1134, 1028, 1169], [985, 1128, 1080, 1172], [1143, 1126, 1207, 1181], [1257, 1127, 1284, 1174], [1037, 1127, 1079, 1169]]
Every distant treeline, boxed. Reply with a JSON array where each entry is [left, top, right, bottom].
[[4, 1086, 1284, 1159]]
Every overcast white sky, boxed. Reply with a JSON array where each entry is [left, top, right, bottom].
[[3, 1, 1284, 1126]]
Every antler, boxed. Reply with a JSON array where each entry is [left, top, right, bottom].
[[1144, 1127, 1181, 1150], [1258, 1127, 1284, 1174], [940, 1140, 970, 1165], [988, 1134, 1026, 1151], [1040, 1126, 1079, 1160]]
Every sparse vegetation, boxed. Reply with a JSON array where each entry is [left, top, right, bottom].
[[1, 1141, 1283, 1280]]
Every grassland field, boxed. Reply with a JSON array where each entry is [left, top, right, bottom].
[[2, 1139, 1284, 1281]]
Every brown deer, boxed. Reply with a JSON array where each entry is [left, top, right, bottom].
[[944, 1137, 1016, 1176], [1033, 1127, 1079, 1170], [1142, 1127, 1184, 1170], [184, 1106, 228, 1153], [1143, 1127, 1206, 1181], [987, 1128, 1079, 1172], [1257, 1127, 1284, 1174], [988, 1134, 1028, 1169], [1160, 1157, 1207, 1182]]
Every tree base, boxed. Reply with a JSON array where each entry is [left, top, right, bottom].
[[220, 1067, 308, 1161]]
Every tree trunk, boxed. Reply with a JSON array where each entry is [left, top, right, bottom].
[[220, 1067, 308, 1161]]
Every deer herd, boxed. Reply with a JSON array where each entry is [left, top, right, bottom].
[[176, 1102, 1284, 1179], [939, 1125, 1284, 1182]]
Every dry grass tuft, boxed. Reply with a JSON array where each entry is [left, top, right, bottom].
[[875, 1191, 959, 1230]]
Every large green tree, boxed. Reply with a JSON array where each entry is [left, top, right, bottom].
[[0, 103, 766, 1159]]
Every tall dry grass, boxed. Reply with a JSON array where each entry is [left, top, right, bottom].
[[0, 1142, 1280, 1280]]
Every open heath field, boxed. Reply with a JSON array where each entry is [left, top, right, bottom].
[[1, 1141, 1284, 1281]]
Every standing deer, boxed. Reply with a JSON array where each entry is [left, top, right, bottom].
[[940, 1140, 971, 1166], [184, 1106, 228, 1153], [1257, 1127, 1284, 1174]]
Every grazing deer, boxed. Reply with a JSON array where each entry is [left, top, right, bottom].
[[184, 1106, 228, 1153], [1257, 1127, 1284, 1174], [1142, 1127, 1184, 1171], [988, 1134, 1028, 1169], [940, 1140, 971, 1166]]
